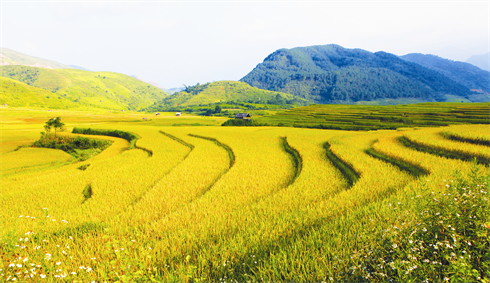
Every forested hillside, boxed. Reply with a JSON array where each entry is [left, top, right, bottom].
[[240, 44, 477, 104], [401, 53, 490, 93], [0, 66, 168, 110]]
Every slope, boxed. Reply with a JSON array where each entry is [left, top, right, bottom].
[[0, 65, 169, 110], [466, 52, 490, 71], [240, 44, 474, 104], [154, 80, 308, 108], [0, 48, 72, 69], [401, 53, 490, 93], [0, 77, 78, 108]]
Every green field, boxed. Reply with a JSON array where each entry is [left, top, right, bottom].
[[255, 103, 490, 130], [1, 105, 489, 282]]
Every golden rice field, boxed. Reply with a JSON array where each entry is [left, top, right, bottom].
[[1, 108, 489, 282]]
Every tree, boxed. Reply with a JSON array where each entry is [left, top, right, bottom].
[[214, 105, 222, 114], [44, 117, 66, 136]]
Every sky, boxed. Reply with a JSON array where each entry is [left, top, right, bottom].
[[1, 0, 489, 89]]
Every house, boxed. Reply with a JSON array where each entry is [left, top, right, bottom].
[[155, 112, 160, 116], [143, 117, 148, 120], [176, 112, 182, 116], [235, 113, 251, 119]]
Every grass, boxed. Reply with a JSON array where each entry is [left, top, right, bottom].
[[0, 65, 168, 111], [323, 142, 360, 187], [399, 136, 490, 166], [280, 136, 303, 186], [188, 133, 236, 168], [365, 142, 430, 177]]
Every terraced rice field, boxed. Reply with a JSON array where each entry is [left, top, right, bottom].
[[1, 109, 489, 282]]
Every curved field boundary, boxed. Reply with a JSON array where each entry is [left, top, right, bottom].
[[72, 127, 152, 156], [280, 137, 303, 186], [188, 134, 236, 168], [186, 134, 236, 199], [440, 131, 490, 147], [323, 142, 360, 188], [399, 136, 489, 166], [160, 130, 195, 159], [365, 142, 429, 178], [130, 132, 195, 207]]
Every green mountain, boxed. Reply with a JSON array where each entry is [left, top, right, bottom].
[[149, 81, 308, 110], [0, 65, 169, 110], [240, 44, 476, 104], [1, 48, 72, 69], [401, 53, 490, 94]]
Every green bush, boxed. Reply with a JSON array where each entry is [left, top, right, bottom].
[[221, 119, 261, 126], [72, 127, 139, 149], [33, 133, 112, 161]]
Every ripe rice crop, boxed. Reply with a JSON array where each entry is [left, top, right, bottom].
[[1, 111, 489, 282]]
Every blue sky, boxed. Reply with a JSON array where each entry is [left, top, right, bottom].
[[1, 0, 489, 88]]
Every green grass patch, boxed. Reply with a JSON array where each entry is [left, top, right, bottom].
[[280, 137, 303, 186], [32, 133, 112, 161], [365, 144, 430, 177], [188, 134, 235, 168], [72, 127, 139, 149], [323, 142, 360, 187], [399, 136, 489, 166], [440, 131, 490, 147]]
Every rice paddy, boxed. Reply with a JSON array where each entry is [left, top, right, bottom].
[[1, 107, 488, 282]]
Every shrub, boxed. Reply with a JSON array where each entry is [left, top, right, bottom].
[[349, 164, 489, 282]]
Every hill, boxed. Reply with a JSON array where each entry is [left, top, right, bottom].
[[0, 65, 169, 110], [0, 77, 79, 108], [0, 48, 72, 69], [400, 53, 490, 96], [147, 81, 309, 111], [240, 44, 476, 104], [466, 52, 490, 71]]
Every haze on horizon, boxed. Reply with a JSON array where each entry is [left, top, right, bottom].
[[1, 0, 488, 89]]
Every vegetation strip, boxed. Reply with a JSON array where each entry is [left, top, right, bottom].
[[82, 184, 93, 204], [186, 134, 236, 199], [72, 127, 139, 149], [398, 136, 489, 166], [323, 142, 360, 187], [129, 132, 195, 207], [440, 131, 490, 147], [160, 131, 195, 159], [188, 134, 236, 168], [365, 143, 430, 177], [72, 127, 152, 156], [280, 137, 303, 186]]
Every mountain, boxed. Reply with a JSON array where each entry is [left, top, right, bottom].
[[167, 87, 185, 94], [400, 53, 490, 93], [0, 65, 169, 110], [0, 48, 72, 69], [240, 44, 477, 104], [131, 75, 171, 93], [149, 80, 308, 109], [466, 52, 490, 71]]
